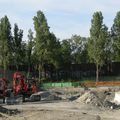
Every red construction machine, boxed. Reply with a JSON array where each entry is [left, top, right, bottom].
[[12, 72, 41, 102]]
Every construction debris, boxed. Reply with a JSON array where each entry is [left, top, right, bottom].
[[75, 90, 120, 109], [76, 91, 103, 107], [31, 91, 62, 101], [1, 87, 120, 120], [0, 106, 19, 116]]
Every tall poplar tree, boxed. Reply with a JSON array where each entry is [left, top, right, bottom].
[[27, 29, 34, 77], [88, 12, 109, 81], [0, 16, 12, 76], [13, 23, 24, 70], [33, 10, 50, 80], [111, 11, 120, 61]]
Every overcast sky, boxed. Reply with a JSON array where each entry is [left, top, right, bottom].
[[0, 0, 120, 41]]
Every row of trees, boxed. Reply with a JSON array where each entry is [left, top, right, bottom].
[[0, 16, 25, 76], [0, 10, 120, 81]]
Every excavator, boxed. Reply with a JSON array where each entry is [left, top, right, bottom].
[[12, 72, 41, 102], [0, 71, 41, 104]]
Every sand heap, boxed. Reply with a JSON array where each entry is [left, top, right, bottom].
[[76, 91, 103, 107]]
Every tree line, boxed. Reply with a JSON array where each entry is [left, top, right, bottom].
[[0, 10, 120, 81]]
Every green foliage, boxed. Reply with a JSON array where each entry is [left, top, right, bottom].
[[26, 29, 34, 77], [111, 11, 120, 61], [33, 10, 64, 80], [60, 39, 72, 64], [33, 10, 51, 79], [1, 10, 120, 81], [12, 23, 25, 70], [27, 29, 34, 61], [69, 35, 89, 63], [46, 33, 62, 69], [33, 11, 50, 59], [0, 16, 12, 76], [88, 11, 109, 81]]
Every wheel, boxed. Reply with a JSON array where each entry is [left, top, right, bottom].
[[22, 95, 25, 102], [3, 97, 5, 103]]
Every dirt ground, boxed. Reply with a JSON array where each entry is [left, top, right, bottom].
[[1, 87, 120, 120]]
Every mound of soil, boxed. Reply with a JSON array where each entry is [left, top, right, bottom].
[[76, 90, 120, 109], [76, 91, 103, 107]]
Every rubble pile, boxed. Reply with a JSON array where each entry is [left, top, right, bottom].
[[76, 91, 103, 107], [44, 94, 62, 101], [0, 106, 19, 116], [76, 90, 120, 109], [103, 101, 120, 109], [35, 91, 62, 101]]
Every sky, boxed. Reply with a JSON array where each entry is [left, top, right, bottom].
[[0, 0, 120, 41]]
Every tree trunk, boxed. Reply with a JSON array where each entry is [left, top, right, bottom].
[[3, 69, 6, 78], [50, 70, 53, 79], [44, 65, 46, 78], [96, 64, 99, 82], [27, 66, 30, 78], [3, 61, 7, 78], [27, 60, 31, 78], [16, 64, 19, 71], [44, 69, 46, 78], [56, 70, 59, 80], [38, 63, 41, 82]]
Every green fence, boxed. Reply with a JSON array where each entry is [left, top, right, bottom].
[[40, 75, 120, 88], [41, 81, 81, 88]]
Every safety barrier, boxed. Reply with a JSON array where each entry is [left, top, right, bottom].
[[80, 81, 120, 87], [41, 81, 81, 88], [41, 81, 120, 88]]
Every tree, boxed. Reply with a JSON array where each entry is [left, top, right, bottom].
[[88, 12, 109, 81], [46, 33, 62, 68], [69, 35, 89, 64], [111, 11, 120, 61], [12, 23, 24, 70], [0, 16, 12, 76], [33, 10, 50, 80], [26, 29, 34, 77], [43, 33, 62, 79], [60, 39, 72, 65]]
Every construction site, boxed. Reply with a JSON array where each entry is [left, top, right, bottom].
[[1, 78, 120, 120], [1, 0, 120, 120]]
